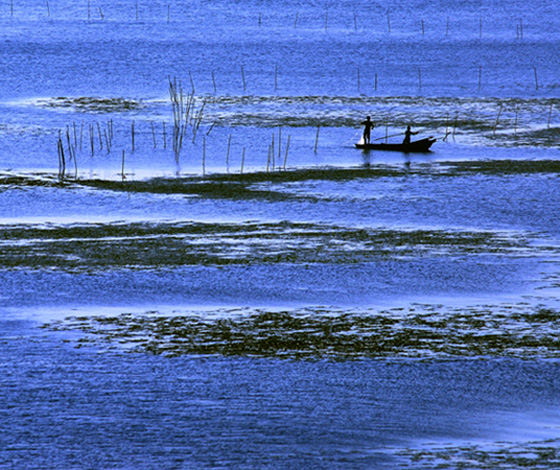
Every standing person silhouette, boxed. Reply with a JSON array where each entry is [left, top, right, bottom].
[[402, 125, 419, 145], [361, 116, 375, 144]]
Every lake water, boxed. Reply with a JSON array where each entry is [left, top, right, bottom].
[[1, 0, 560, 468]]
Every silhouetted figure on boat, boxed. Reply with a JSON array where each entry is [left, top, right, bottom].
[[361, 116, 375, 144], [402, 125, 419, 145]]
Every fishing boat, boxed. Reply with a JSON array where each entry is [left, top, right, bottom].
[[355, 137, 436, 152]]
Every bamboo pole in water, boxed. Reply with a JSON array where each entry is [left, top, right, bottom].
[[421, 19, 425, 36], [131, 120, 135, 152], [241, 147, 245, 174], [206, 122, 216, 136], [241, 65, 246, 92], [121, 150, 126, 182], [452, 112, 458, 140], [418, 67, 422, 90], [163, 122, 167, 149], [97, 122, 103, 150], [212, 71, 217, 93], [151, 122, 157, 148], [226, 135, 232, 173], [73, 122, 78, 148], [275, 64, 278, 91], [324, 9, 328, 31], [57, 131, 66, 180], [66, 126, 76, 174], [514, 104, 519, 134], [533, 67, 539, 90], [353, 12, 357, 31], [386, 11, 391, 33], [202, 137, 206, 176], [443, 113, 450, 141], [283, 135, 290, 170], [294, 12, 298, 28], [314, 126, 320, 153], [271, 132, 275, 171], [478, 66, 482, 91], [189, 70, 195, 94], [493, 104, 503, 136], [89, 124, 94, 156], [47, 1, 50, 17]]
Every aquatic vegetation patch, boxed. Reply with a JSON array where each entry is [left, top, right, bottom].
[[37, 97, 144, 113], [72, 159, 560, 197], [397, 438, 560, 469], [42, 304, 560, 359], [0, 221, 530, 271]]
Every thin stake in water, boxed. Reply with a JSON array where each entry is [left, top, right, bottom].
[[151, 122, 157, 148], [202, 137, 206, 176], [131, 120, 135, 152], [478, 65, 482, 91], [189, 70, 195, 94], [283, 135, 290, 170], [533, 66, 539, 90], [226, 135, 232, 173], [493, 104, 503, 136]]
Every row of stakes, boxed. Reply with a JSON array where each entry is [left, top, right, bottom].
[[56, 120, 293, 182], [56, 98, 556, 182], [162, 65, 546, 97], [6, 1, 529, 40]]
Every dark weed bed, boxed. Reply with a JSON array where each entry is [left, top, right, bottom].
[[42, 304, 560, 360]]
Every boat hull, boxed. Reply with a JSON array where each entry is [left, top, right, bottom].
[[355, 137, 436, 152]]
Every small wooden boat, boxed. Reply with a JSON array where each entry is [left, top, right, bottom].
[[355, 137, 436, 152]]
